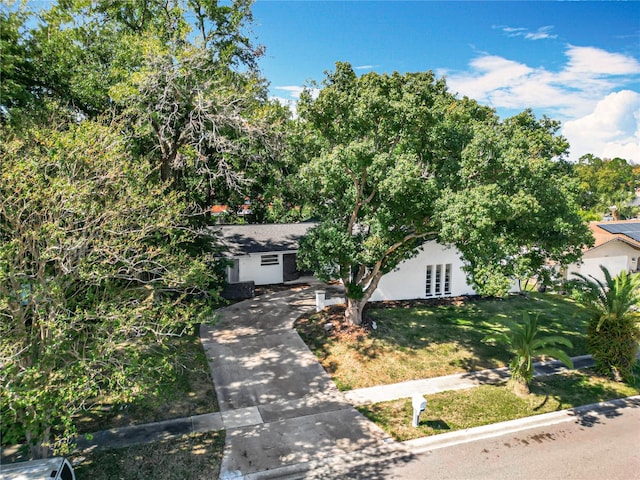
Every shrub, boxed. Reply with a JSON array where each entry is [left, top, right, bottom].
[[569, 267, 640, 381]]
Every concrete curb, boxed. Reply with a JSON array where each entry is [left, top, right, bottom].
[[222, 442, 410, 480], [217, 395, 640, 479], [402, 394, 640, 454], [74, 412, 224, 452]]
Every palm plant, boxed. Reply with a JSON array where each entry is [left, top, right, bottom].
[[484, 312, 574, 396], [569, 266, 640, 381]]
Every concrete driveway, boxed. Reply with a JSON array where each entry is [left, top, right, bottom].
[[200, 285, 402, 479]]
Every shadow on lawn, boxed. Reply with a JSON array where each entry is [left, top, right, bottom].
[[531, 369, 640, 428], [295, 293, 591, 383], [73, 431, 225, 480]]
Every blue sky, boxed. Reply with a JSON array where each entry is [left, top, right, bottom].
[[252, 1, 640, 163]]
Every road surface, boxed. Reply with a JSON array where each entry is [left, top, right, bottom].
[[385, 404, 640, 480]]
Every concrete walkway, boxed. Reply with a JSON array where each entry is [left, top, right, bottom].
[[345, 354, 597, 406], [199, 284, 405, 479]]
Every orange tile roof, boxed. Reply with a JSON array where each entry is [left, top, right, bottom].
[[588, 220, 640, 250]]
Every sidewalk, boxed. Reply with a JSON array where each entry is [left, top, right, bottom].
[[345, 354, 597, 405]]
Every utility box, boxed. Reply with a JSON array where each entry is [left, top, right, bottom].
[[0, 457, 75, 480], [412, 394, 427, 427]]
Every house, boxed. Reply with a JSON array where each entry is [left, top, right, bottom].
[[214, 223, 480, 300], [213, 223, 315, 286], [369, 239, 477, 301], [566, 220, 640, 283]]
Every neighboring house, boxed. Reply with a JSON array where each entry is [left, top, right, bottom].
[[566, 220, 640, 283], [214, 222, 481, 300]]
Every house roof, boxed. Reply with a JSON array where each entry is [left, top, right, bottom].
[[588, 220, 640, 251], [211, 222, 317, 256]]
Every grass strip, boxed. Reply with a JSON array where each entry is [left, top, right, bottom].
[[72, 431, 225, 480], [74, 331, 218, 433], [357, 368, 640, 442]]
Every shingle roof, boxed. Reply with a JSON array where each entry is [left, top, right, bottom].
[[210, 222, 317, 255]]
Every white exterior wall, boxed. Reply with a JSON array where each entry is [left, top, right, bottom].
[[369, 241, 476, 302], [567, 240, 639, 283], [234, 250, 297, 285]]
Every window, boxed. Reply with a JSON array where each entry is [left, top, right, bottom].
[[444, 264, 452, 294], [426, 263, 453, 297], [435, 264, 442, 295], [425, 265, 433, 296], [261, 254, 279, 266]]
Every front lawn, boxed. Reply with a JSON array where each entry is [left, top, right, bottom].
[[358, 367, 640, 442], [295, 293, 590, 390]]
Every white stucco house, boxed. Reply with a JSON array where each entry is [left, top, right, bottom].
[[213, 223, 315, 286], [566, 220, 640, 283], [214, 223, 480, 301]]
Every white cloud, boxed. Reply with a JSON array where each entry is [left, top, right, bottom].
[[496, 25, 557, 40], [445, 45, 640, 118], [445, 45, 640, 163], [563, 45, 640, 76], [273, 85, 306, 99], [562, 90, 640, 163], [525, 26, 557, 41], [354, 65, 378, 70]]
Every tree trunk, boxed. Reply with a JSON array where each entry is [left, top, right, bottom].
[[345, 297, 365, 326], [513, 379, 530, 397], [26, 426, 51, 459]]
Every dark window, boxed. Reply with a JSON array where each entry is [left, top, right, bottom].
[[425, 265, 433, 296], [261, 254, 279, 266], [59, 462, 74, 480], [444, 264, 452, 294], [435, 264, 442, 295]]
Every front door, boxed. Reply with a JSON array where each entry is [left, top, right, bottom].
[[282, 253, 299, 282]]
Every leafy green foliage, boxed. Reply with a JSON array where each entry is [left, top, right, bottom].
[[0, 119, 221, 457], [569, 266, 640, 381], [574, 154, 635, 220], [294, 62, 589, 324], [483, 312, 573, 395], [3, 0, 286, 218]]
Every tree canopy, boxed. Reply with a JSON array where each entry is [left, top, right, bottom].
[[0, 0, 285, 458], [0, 118, 220, 457], [295, 63, 590, 325], [573, 154, 636, 220]]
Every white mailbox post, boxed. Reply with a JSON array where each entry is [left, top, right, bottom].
[[412, 394, 427, 427], [315, 290, 326, 312]]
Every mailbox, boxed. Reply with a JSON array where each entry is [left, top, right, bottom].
[[412, 394, 427, 427]]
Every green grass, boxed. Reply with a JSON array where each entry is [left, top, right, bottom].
[[358, 367, 640, 442], [295, 293, 590, 390], [74, 331, 218, 433], [72, 431, 225, 480]]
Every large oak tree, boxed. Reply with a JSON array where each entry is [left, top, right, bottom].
[[295, 63, 590, 325]]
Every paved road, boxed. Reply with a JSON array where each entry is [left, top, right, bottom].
[[384, 403, 640, 480]]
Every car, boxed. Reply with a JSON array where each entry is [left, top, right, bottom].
[[0, 457, 75, 480]]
